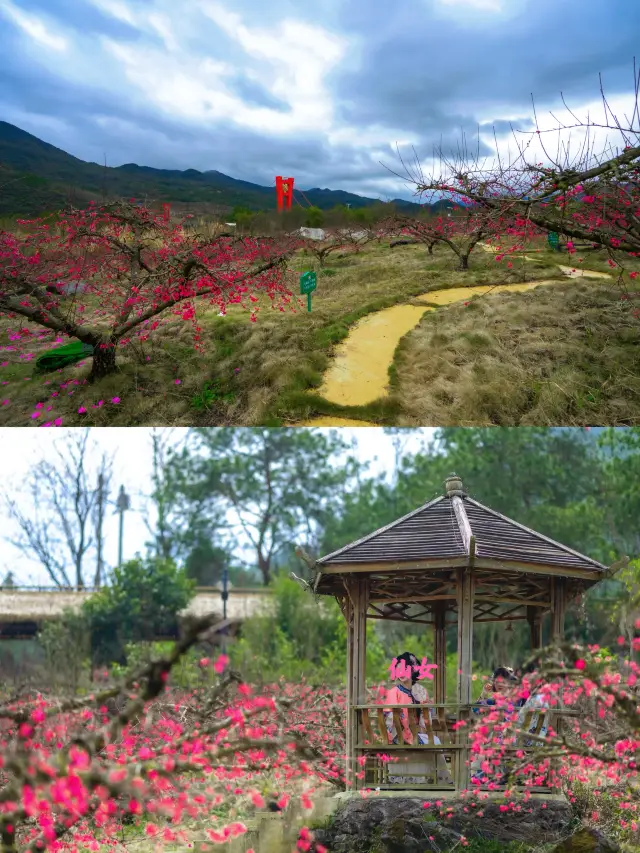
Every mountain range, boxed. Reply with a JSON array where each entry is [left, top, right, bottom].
[[0, 121, 450, 218]]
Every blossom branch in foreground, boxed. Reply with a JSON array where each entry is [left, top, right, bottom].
[[468, 635, 640, 816], [0, 615, 333, 853]]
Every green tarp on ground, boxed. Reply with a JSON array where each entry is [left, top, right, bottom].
[[35, 341, 94, 373]]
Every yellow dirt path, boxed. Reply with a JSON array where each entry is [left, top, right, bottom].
[[294, 255, 610, 428], [557, 265, 611, 280], [416, 280, 563, 306], [304, 280, 563, 415], [304, 304, 431, 409], [290, 416, 379, 427]]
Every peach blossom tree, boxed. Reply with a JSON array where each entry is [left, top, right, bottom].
[[0, 201, 303, 382]]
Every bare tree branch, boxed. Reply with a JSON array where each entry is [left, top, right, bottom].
[[3, 430, 115, 587]]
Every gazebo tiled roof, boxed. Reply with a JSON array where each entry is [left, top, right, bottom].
[[318, 495, 606, 572], [313, 475, 608, 600]]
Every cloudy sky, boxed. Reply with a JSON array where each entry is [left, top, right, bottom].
[[0, 0, 638, 199], [0, 427, 437, 585]]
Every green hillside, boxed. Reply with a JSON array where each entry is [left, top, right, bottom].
[[0, 121, 432, 218]]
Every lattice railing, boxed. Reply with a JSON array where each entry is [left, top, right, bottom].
[[353, 702, 578, 790]]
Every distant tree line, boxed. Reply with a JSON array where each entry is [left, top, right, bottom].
[[5, 427, 640, 678]]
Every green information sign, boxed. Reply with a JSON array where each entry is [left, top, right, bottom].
[[547, 232, 560, 251], [300, 271, 317, 312]]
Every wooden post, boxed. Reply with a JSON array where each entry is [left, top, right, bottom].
[[527, 606, 542, 650], [433, 600, 449, 748], [347, 577, 368, 790], [434, 601, 447, 706], [551, 577, 566, 643], [344, 591, 355, 790], [456, 566, 474, 791]]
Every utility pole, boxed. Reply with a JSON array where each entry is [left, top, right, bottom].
[[116, 485, 130, 567], [221, 566, 229, 654], [95, 472, 105, 588]]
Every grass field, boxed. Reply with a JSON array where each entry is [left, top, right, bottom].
[[1, 238, 638, 427]]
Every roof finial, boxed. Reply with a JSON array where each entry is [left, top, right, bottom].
[[445, 474, 465, 497]]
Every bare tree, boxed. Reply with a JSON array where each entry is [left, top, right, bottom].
[[4, 430, 114, 588], [93, 467, 108, 587], [143, 427, 179, 561], [337, 227, 375, 254], [381, 209, 499, 269], [298, 229, 352, 267], [384, 62, 640, 273]]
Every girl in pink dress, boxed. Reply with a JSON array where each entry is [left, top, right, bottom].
[[384, 652, 429, 745], [383, 651, 452, 785]]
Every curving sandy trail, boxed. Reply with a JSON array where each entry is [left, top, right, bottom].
[[293, 416, 380, 427], [305, 304, 431, 409], [293, 256, 610, 428], [556, 265, 611, 279]]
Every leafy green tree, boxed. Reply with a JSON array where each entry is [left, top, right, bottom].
[[230, 574, 388, 684], [82, 556, 195, 665], [144, 430, 232, 575], [351, 207, 375, 225], [596, 428, 640, 557], [304, 206, 324, 228], [318, 603, 389, 685], [280, 206, 307, 231], [320, 427, 638, 669], [231, 206, 252, 220], [184, 538, 230, 587], [38, 608, 90, 691], [162, 428, 364, 585], [610, 558, 640, 655]]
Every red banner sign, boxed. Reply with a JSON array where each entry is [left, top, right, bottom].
[[275, 176, 294, 212]]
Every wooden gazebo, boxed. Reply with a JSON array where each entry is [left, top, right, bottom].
[[311, 475, 610, 792]]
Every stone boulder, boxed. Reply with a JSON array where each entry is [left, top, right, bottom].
[[297, 227, 326, 241], [552, 827, 620, 853], [314, 797, 574, 853]]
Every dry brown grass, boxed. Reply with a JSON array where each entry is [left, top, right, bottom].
[[392, 281, 640, 426], [0, 238, 638, 426]]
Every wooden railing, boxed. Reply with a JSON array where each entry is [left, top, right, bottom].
[[353, 702, 578, 790], [356, 703, 459, 748], [354, 703, 464, 789]]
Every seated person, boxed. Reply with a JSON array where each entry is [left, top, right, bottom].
[[473, 666, 518, 712], [383, 652, 428, 745], [516, 661, 550, 746], [383, 651, 451, 785], [470, 665, 519, 787]]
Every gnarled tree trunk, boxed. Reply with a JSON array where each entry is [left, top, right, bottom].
[[89, 340, 118, 381]]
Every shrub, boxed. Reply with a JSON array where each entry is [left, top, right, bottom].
[[37, 608, 91, 691], [82, 555, 195, 665]]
